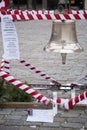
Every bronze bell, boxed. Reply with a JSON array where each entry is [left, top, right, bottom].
[[44, 20, 83, 64]]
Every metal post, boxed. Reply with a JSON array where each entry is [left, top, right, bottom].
[[71, 88, 75, 98], [42, 0, 47, 9], [53, 92, 58, 116]]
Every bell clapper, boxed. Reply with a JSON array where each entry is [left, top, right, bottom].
[[61, 53, 67, 64]]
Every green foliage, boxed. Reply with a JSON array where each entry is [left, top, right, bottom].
[[0, 78, 33, 102]]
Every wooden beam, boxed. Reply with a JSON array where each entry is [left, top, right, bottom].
[[0, 102, 52, 109], [0, 102, 87, 110]]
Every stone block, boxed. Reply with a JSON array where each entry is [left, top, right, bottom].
[[0, 126, 19, 130], [61, 122, 83, 129]]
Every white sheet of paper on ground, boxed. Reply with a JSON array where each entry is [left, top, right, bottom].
[[26, 109, 54, 123]]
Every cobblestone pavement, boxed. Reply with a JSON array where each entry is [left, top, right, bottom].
[[0, 108, 87, 130], [0, 20, 87, 129]]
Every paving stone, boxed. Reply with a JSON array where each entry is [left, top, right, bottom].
[[19, 126, 38, 130], [23, 121, 42, 126], [0, 115, 4, 120], [66, 117, 87, 123], [69, 110, 85, 115], [61, 122, 83, 129], [39, 128, 52, 130], [43, 122, 60, 128], [4, 115, 22, 120], [60, 112, 80, 118], [0, 119, 5, 125], [15, 108, 27, 111], [0, 109, 12, 115], [85, 123, 87, 128], [54, 117, 65, 123], [84, 109, 87, 114], [0, 125, 19, 130], [80, 114, 87, 119], [50, 128, 77, 130], [5, 119, 24, 126], [11, 111, 27, 116]]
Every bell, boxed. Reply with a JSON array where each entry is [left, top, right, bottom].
[[44, 20, 83, 64]]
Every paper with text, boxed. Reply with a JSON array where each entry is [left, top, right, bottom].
[[27, 109, 54, 123], [1, 15, 20, 60]]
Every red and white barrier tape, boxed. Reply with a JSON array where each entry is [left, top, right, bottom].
[[20, 59, 59, 85], [6, 9, 55, 15], [0, 69, 52, 104], [0, 10, 87, 21], [57, 90, 87, 109], [0, 59, 10, 74], [7, 13, 87, 21], [64, 91, 87, 109], [5, 9, 87, 15], [2, 59, 87, 87], [0, 60, 65, 106], [1, 59, 60, 85], [0, 67, 87, 109]]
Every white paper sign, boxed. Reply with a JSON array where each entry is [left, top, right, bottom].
[[1, 15, 20, 60], [27, 109, 54, 123]]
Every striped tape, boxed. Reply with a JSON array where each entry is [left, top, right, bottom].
[[1, 59, 60, 85], [64, 91, 87, 109], [0, 66, 87, 109], [0, 9, 87, 21], [0, 69, 51, 105], [20, 59, 60, 85], [5, 9, 87, 15], [0, 59, 10, 74]]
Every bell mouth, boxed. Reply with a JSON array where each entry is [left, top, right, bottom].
[[53, 20, 74, 23], [45, 42, 83, 53]]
